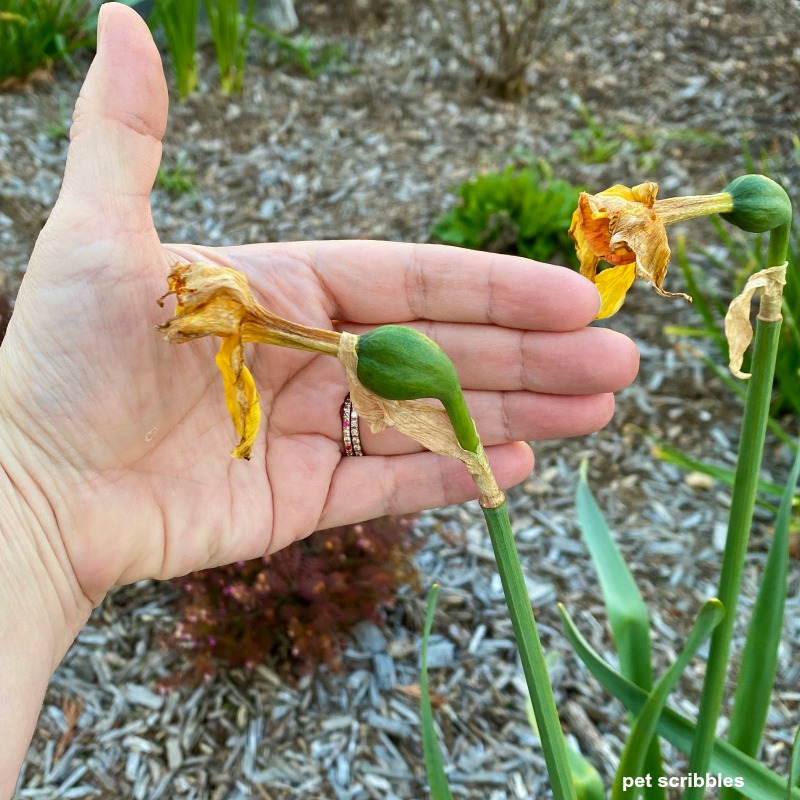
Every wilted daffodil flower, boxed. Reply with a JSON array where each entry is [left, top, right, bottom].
[[157, 262, 502, 506], [157, 262, 341, 459], [569, 182, 734, 319]]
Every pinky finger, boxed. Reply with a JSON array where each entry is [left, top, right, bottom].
[[316, 441, 534, 531]]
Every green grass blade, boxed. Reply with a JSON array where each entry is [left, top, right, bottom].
[[656, 345, 797, 452], [644, 431, 791, 509], [420, 584, 454, 800], [788, 727, 800, 800], [559, 604, 800, 800], [610, 600, 725, 800], [576, 462, 665, 800], [721, 441, 800, 800]]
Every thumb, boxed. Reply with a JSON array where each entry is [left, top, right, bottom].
[[55, 2, 168, 235]]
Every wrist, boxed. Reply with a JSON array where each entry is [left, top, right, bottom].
[[0, 425, 92, 658], [0, 427, 93, 797]]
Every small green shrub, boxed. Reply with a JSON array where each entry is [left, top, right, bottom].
[[156, 154, 197, 196], [165, 516, 419, 682], [252, 23, 349, 79], [430, 163, 582, 264], [0, 0, 92, 88], [569, 100, 623, 165]]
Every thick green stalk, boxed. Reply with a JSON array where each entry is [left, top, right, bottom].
[[685, 225, 788, 797], [442, 392, 480, 453], [483, 504, 576, 800], [720, 439, 800, 800], [767, 223, 790, 269]]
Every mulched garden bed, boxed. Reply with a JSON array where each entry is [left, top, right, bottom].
[[3, 0, 799, 797]]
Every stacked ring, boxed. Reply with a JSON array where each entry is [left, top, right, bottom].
[[342, 394, 363, 457]]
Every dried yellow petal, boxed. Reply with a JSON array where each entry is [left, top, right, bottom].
[[594, 262, 637, 320], [569, 183, 733, 319], [215, 336, 261, 459], [158, 261, 340, 459], [724, 263, 787, 379]]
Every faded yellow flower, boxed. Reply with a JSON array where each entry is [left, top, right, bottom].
[[569, 182, 734, 319], [158, 262, 340, 459]]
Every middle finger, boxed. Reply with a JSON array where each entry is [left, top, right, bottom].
[[337, 321, 639, 395]]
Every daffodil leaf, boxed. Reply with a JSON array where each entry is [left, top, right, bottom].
[[559, 604, 800, 800], [420, 584, 454, 800]]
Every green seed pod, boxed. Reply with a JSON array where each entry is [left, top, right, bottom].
[[356, 325, 479, 452], [721, 174, 792, 233]]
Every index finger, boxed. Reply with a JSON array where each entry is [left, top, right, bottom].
[[238, 241, 601, 331]]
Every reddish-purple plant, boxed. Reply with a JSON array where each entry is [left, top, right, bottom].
[[166, 516, 419, 682]]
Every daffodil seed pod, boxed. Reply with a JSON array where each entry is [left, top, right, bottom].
[[356, 325, 480, 453], [721, 174, 792, 233]]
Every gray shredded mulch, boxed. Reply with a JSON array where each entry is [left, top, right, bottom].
[[4, 0, 800, 797]]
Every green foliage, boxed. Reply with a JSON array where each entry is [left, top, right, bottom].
[[790, 729, 800, 800], [156, 154, 197, 195], [721, 442, 800, 800], [560, 603, 800, 800], [677, 141, 800, 419], [166, 517, 419, 682], [151, 0, 199, 99], [522, 672, 606, 800], [570, 101, 623, 165], [203, 0, 255, 94], [41, 99, 71, 141], [0, 0, 92, 87], [430, 163, 582, 264], [569, 98, 724, 169], [252, 23, 349, 78], [420, 585, 454, 800], [576, 463, 665, 800], [611, 600, 724, 800]]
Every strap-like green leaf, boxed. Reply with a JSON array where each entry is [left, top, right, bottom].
[[788, 727, 800, 800], [420, 585, 454, 800], [576, 463, 665, 799], [559, 604, 800, 800], [610, 600, 724, 800], [722, 441, 800, 800]]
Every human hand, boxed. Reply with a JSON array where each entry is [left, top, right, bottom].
[[0, 4, 638, 626]]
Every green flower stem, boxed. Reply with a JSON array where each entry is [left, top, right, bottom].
[[685, 225, 788, 798], [442, 392, 480, 453], [483, 503, 576, 800], [767, 223, 790, 269]]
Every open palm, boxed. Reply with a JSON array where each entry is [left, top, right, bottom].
[[0, 4, 637, 608]]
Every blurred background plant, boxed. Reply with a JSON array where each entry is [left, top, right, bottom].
[[568, 96, 725, 171], [156, 153, 198, 196], [430, 160, 582, 264], [0, 0, 93, 88], [253, 23, 349, 78], [165, 516, 419, 683], [150, 0, 199, 98], [202, 0, 255, 94], [422, 0, 588, 99]]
